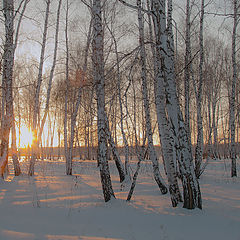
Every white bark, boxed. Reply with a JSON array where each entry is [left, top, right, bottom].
[[194, 0, 204, 178], [146, 0, 182, 206], [184, 0, 191, 139], [127, 135, 147, 201], [105, 115, 125, 183], [127, 83, 148, 201], [64, 0, 70, 174], [230, 0, 238, 177], [65, 11, 92, 175], [114, 34, 130, 179], [64, 0, 73, 175], [11, 0, 28, 176], [11, 115, 21, 176], [92, 0, 115, 202], [99, 11, 126, 180], [39, 0, 62, 143], [29, 0, 51, 176], [137, 0, 167, 194], [151, 0, 202, 209], [0, 0, 14, 178]]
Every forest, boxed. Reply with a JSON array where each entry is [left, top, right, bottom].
[[0, 0, 239, 239]]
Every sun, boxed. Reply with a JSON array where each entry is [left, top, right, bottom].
[[19, 126, 34, 148]]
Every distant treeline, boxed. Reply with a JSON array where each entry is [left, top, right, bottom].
[[8, 143, 240, 160]]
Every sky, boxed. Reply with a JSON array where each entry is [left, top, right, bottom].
[[0, 0, 235, 147], [14, 0, 233, 60]]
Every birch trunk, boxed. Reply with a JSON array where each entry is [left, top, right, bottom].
[[127, 81, 148, 201], [29, 0, 51, 176], [102, 22, 126, 182], [11, 115, 21, 176], [230, 0, 238, 177], [114, 32, 130, 180], [151, 0, 202, 209], [194, 0, 204, 178], [105, 115, 125, 183], [137, 0, 167, 194], [10, 0, 28, 175], [184, 0, 191, 140], [64, 0, 70, 174], [64, 2, 92, 175], [92, 0, 115, 202], [39, 0, 62, 143], [127, 135, 147, 201], [146, 0, 181, 206], [0, 0, 14, 178]]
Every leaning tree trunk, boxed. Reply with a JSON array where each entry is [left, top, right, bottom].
[[137, 0, 167, 194], [38, 0, 62, 144], [92, 0, 115, 202], [105, 115, 125, 183], [151, 0, 202, 209], [0, 0, 14, 178], [110, 29, 130, 180]]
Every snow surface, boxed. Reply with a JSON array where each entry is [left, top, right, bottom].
[[0, 157, 239, 240]]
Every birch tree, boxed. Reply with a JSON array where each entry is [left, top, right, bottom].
[[146, 0, 182, 206], [29, 0, 51, 176], [38, 0, 62, 146], [64, 1, 93, 175], [137, 0, 167, 194], [194, 0, 204, 178], [92, 0, 115, 202], [151, 0, 202, 209], [64, 0, 71, 175], [184, 0, 191, 140], [0, 0, 14, 178], [106, 18, 130, 182], [229, 0, 239, 177], [11, 0, 29, 176]]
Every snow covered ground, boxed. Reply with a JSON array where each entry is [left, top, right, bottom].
[[0, 157, 239, 240]]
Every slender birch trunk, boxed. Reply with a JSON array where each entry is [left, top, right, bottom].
[[105, 115, 125, 183], [127, 134, 147, 201], [0, 0, 14, 178], [92, 0, 115, 202], [39, 0, 62, 143], [29, 0, 51, 176], [113, 32, 130, 180], [137, 0, 167, 194], [11, 0, 28, 175], [184, 0, 191, 140], [212, 100, 218, 155], [11, 114, 21, 176], [103, 20, 126, 182], [230, 0, 238, 177], [64, 1, 92, 175], [207, 94, 213, 153], [194, 0, 204, 178], [127, 78, 147, 201], [64, 0, 70, 174]]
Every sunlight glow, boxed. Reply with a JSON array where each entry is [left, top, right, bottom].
[[19, 126, 34, 148]]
